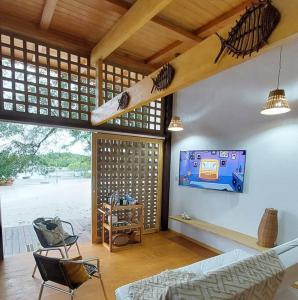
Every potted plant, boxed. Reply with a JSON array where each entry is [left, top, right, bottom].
[[0, 177, 14, 186]]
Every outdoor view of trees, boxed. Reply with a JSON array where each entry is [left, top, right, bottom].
[[0, 122, 91, 185]]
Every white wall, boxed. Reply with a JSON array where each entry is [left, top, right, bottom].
[[169, 38, 298, 253]]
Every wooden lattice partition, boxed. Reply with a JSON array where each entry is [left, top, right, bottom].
[[0, 30, 164, 134], [92, 133, 163, 242]]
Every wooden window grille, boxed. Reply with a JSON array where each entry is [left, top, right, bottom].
[[93, 134, 163, 237], [0, 31, 164, 134], [102, 64, 163, 131], [0, 31, 96, 126]]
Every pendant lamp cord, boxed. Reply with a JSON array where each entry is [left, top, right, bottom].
[[277, 46, 282, 89]]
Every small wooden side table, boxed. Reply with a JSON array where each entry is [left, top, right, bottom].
[[98, 203, 143, 252]]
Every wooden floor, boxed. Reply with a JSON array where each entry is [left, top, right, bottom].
[[0, 231, 216, 300], [3, 219, 91, 256]]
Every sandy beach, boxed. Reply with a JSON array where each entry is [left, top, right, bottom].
[[0, 177, 91, 228]]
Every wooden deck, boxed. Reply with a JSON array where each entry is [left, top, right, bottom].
[[3, 219, 91, 256]]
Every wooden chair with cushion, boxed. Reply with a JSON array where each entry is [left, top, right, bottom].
[[33, 251, 105, 300], [32, 217, 81, 277]]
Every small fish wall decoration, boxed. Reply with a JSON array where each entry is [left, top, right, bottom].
[[214, 0, 280, 63], [151, 63, 175, 93], [117, 91, 130, 110]]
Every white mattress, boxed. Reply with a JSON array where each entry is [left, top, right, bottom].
[[115, 238, 298, 300]]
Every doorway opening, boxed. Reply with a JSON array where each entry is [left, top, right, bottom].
[[0, 121, 91, 256]]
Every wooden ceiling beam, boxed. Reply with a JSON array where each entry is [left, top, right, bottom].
[[144, 40, 182, 64], [143, 0, 254, 66], [91, 0, 174, 64], [193, 0, 255, 36], [40, 0, 58, 30], [107, 52, 156, 75], [105, 0, 201, 43], [152, 16, 202, 42], [91, 0, 298, 126]]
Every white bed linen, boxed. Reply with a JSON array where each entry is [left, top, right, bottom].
[[115, 238, 298, 300], [115, 249, 252, 300]]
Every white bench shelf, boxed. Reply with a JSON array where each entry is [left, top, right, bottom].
[[169, 215, 268, 252]]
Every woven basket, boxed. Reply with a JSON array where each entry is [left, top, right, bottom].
[[257, 208, 278, 248]]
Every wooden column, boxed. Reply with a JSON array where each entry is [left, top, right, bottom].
[[0, 198, 4, 260], [161, 94, 173, 230], [91, 133, 99, 243], [96, 60, 103, 107]]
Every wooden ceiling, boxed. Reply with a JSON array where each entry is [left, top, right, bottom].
[[0, 0, 253, 74]]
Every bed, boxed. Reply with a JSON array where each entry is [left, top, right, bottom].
[[115, 238, 298, 300]]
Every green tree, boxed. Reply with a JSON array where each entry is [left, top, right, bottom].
[[65, 130, 91, 153], [0, 122, 91, 180], [0, 123, 57, 179], [0, 151, 19, 180]]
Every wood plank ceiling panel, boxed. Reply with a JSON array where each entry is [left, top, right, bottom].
[[159, 0, 222, 31], [119, 21, 187, 60], [126, 0, 244, 32], [0, 0, 44, 24], [50, 0, 123, 43], [0, 0, 253, 68]]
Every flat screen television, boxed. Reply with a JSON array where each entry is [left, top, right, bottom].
[[179, 150, 246, 193]]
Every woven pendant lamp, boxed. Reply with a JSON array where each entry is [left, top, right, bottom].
[[168, 116, 183, 131], [261, 89, 290, 115], [261, 47, 291, 115]]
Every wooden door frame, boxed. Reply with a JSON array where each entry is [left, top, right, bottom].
[[91, 132, 164, 243], [0, 199, 3, 260]]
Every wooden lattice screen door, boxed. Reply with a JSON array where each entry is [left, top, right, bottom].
[[91, 132, 164, 243]]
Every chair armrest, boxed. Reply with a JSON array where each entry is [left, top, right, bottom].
[[61, 220, 75, 236], [36, 247, 65, 258], [69, 257, 100, 273]]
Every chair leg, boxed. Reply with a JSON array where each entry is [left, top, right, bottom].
[[32, 264, 38, 278], [75, 242, 81, 256], [38, 282, 45, 300], [32, 250, 41, 278], [64, 246, 69, 258], [98, 277, 107, 300], [70, 289, 74, 300]]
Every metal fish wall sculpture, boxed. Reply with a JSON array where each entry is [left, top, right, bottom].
[[214, 0, 280, 63], [117, 91, 130, 110], [151, 63, 175, 93]]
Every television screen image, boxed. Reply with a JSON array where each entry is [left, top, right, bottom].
[[179, 150, 246, 193]]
